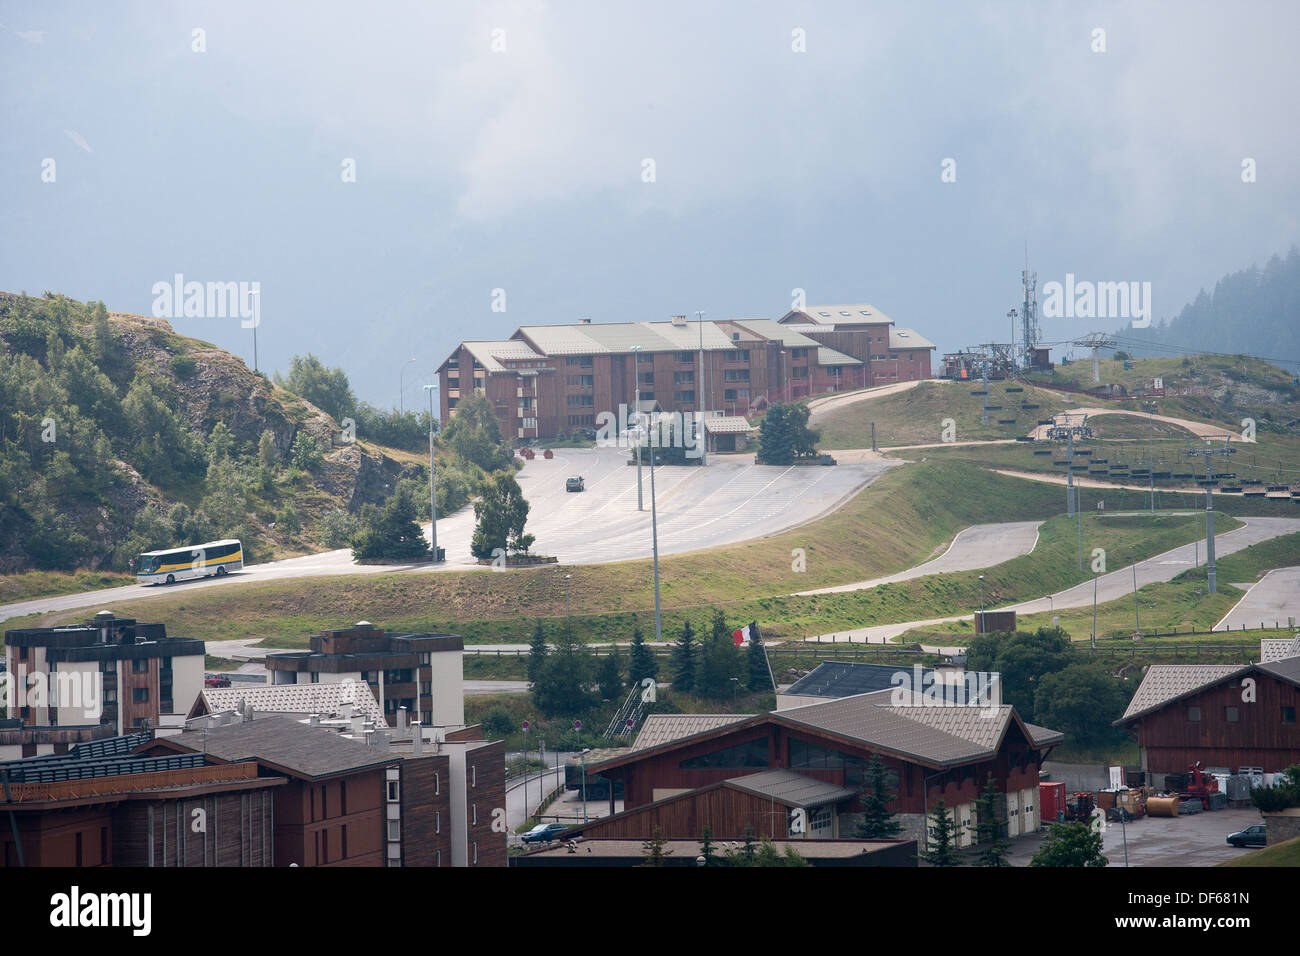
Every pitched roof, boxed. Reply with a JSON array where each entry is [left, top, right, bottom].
[[816, 346, 863, 366], [1258, 655, 1300, 686], [1117, 665, 1249, 723], [786, 305, 894, 326], [631, 714, 755, 752], [775, 693, 1017, 766], [169, 717, 397, 779], [1260, 634, 1300, 663], [190, 681, 384, 724], [724, 769, 856, 807], [702, 415, 756, 435], [733, 318, 820, 348], [889, 328, 936, 350], [785, 662, 910, 698]]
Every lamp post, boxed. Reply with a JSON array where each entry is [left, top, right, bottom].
[[649, 429, 663, 643], [247, 289, 260, 373], [399, 357, 417, 415], [580, 748, 590, 823], [423, 383, 440, 562], [978, 574, 985, 634], [631, 345, 644, 511], [696, 310, 708, 465]]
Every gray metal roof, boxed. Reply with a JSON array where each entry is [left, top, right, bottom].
[[171, 716, 397, 779], [889, 328, 936, 350], [630, 714, 755, 752], [783, 305, 894, 326], [776, 692, 1025, 767], [194, 682, 384, 724], [1117, 665, 1248, 723], [725, 768, 856, 807], [816, 346, 863, 366], [1260, 635, 1300, 663]]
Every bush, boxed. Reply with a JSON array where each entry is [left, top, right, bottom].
[[170, 354, 197, 379], [290, 431, 324, 472], [319, 508, 357, 549]]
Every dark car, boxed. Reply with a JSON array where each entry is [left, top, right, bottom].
[[521, 822, 569, 844], [566, 476, 585, 492], [1226, 824, 1267, 848]]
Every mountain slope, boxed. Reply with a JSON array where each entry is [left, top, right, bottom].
[[0, 291, 422, 573]]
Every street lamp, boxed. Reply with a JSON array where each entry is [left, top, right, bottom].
[[423, 383, 440, 562], [247, 289, 260, 373], [580, 747, 591, 823], [399, 357, 417, 415], [978, 575, 985, 633], [630, 345, 644, 511], [648, 428, 663, 643], [695, 310, 708, 466]]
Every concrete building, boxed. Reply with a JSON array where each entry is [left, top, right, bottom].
[[776, 303, 935, 385], [261, 623, 463, 730], [1, 612, 204, 760]]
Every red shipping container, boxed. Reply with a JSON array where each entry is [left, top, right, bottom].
[[1039, 782, 1067, 823]]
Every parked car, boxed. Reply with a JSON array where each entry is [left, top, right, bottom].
[[566, 476, 585, 492], [1226, 824, 1267, 848], [521, 822, 568, 844], [818, 453, 837, 466]]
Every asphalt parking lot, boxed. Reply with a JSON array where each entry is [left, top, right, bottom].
[[1004, 806, 1268, 867]]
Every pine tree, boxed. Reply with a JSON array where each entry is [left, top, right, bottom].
[[698, 825, 719, 867], [972, 773, 1011, 866], [696, 608, 741, 700], [672, 620, 697, 692], [856, 753, 903, 838], [641, 827, 672, 867], [527, 620, 549, 685], [597, 645, 624, 700], [628, 618, 659, 684], [745, 626, 770, 691], [921, 799, 961, 866]]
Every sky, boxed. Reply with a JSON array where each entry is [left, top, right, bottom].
[[2, 0, 1298, 408]]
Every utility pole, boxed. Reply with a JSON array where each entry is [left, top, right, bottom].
[[649, 435, 663, 642], [631, 345, 644, 511], [1185, 439, 1234, 594], [695, 311, 708, 465], [981, 361, 989, 425], [1091, 573, 1098, 650], [423, 383, 440, 562], [1132, 562, 1140, 634]]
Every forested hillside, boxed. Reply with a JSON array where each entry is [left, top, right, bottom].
[[1120, 248, 1300, 363], [0, 292, 431, 572]]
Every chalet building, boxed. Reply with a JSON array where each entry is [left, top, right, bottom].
[[776, 304, 935, 385], [574, 692, 1062, 849], [437, 307, 935, 442], [1114, 652, 1300, 781], [262, 622, 464, 729], [0, 732, 281, 867], [2, 611, 204, 760]]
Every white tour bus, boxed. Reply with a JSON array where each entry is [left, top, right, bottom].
[[135, 539, 244, 585]]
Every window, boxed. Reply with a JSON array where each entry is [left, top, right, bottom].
[[673, 370, 694, 385], [565, 355, 593, 367], [436, 811, 441, 834], [792, 348, 807, 359], [1187, 706, 1201, 722], [723, 349, 749, 362], [638, 372, 655, 385], [132, 659, 149, 674], [676, 351, 694, 363], [472, 804, 478, 825], [434, 773, 440, 795], [791, 367, 808, 379], [1225, 706, 1239, 723], [1283, 706, 1297, 724], [566, 375, 593, 387], [723, 369, 749, 382], [679, 738, 769, 770], [387, 820, 401, 841], [566, 394, 594, 407], [674, 390, 695, 403], [724, 389, 737, 401], [567, 415, 595, 426], [309, 671, 319, 683], [472, 765, 477, 788], [522, 417, 538, 430], [132, 687, 149, 703]]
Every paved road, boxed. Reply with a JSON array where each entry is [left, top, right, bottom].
[[805, 379, 927, 419], [1214, 566, 1300, 631], [796, 521, 1042, 596], [802, 516, 1300, 648], [0, 446, 891, 623]]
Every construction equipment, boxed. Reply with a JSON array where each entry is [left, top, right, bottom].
[[1063, 791, 1096, 823], [1179, 762, 1221, 810]]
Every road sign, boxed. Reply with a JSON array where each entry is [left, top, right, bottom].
[[574, 720, 582, 730], [522, 720, 530, 731]]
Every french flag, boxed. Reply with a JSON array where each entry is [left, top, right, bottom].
[[732, 622, 760, 646]]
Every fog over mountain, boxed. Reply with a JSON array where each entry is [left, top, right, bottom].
[[3, 1, 1298, 404]]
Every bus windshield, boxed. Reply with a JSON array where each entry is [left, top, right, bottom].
[[137, 555, 160, 573]]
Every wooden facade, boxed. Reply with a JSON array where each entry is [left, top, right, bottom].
[[398, 753, 452, 866], [1124, 669, 1300, 774], [272, 768, 387, 867], [464, 740, 507, 867]]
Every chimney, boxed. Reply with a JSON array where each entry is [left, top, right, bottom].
[[671, 314, 687, 326], [309, 714, 320, 726], [351, 715, 365, 736], [412, 721, 423, 756], [578, 317, 591, 324], [397, 706, 408, 734], [95, 610, 114, 644]]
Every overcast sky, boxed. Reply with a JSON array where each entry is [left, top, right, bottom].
[[2, 1, 1297, 406]]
